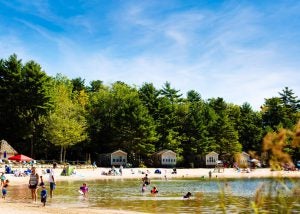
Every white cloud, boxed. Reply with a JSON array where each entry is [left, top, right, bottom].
[[1, 1, 300, 111], [41, 2, 299, 110]]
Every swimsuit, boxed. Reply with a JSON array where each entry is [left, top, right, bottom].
[[2, 184, 8, 196], [29, 173, 38, 189], [80, 186, 88, 193]]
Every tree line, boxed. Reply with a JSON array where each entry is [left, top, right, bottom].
[[0, 54, 299, 166]]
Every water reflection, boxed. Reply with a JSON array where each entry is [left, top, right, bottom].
[[8, 178, 300, 213]]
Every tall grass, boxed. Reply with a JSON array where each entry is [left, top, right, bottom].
[[250, 120, 300, 213], [213, 121, 300, 213]]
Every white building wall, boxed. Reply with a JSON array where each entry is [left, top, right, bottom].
[[161, 152, 176, 165], [206, 154, 218, 166]]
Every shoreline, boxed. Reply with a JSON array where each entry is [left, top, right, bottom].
[[1, 167, 299, 214], [2, 167, 300, 186], [0, 202, 145, 214]]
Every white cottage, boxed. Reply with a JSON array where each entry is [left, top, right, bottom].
[[99, 149, 127, 167], [205, 151, 219, 166], [152, 150, 176, 167]]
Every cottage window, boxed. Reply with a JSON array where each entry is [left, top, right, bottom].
[[208, 157, 215, 163]]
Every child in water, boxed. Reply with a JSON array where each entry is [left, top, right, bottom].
[[79, 183, 89, 197], [141, 183, 147, 193], [2, 179, 9, 199], [150, 186, 158, 194], [40, 184, 47, 206]]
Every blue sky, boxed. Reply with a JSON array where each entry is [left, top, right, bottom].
[[1, 0, 300, 110]]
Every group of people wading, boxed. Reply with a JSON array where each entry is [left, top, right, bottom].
[[141, 173, 158, 194], [28, 163, 56, 206], [141, 172, 192, 198]]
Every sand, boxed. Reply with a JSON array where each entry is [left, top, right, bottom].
[[1, 166, 299, 213], [4, 167, 300, 185]]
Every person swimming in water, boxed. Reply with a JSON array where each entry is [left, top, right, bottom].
[[183, 192, 192, 199], [150, 186, 158, 194]]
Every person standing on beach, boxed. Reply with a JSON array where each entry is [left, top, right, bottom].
[[1, 172, 6, 186], [2, 179, 9, 199], [28, 167, 39, 202], [119, 165, 123, 175], [92, 161, 97, 170], [49, 162, 56, 198], [40, 184, 47, 207]]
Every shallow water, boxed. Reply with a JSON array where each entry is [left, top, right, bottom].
[[8, 178, 300, 213]]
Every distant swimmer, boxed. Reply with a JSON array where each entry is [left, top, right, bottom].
[[151, 186, 158, 194], [183, 192, 192, 199]]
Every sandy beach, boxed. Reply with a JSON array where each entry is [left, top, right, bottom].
[[4, 166, 300, 185], [1, 166, 299, 213]]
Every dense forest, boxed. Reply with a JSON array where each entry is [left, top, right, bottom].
[[1, 54, 299, 167]]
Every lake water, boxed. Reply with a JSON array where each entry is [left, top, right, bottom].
[[9, 178, 300, 213]]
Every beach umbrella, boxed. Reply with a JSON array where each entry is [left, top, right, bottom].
[[8, 154, 33, 162]]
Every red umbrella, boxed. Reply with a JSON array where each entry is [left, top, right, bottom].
[[8, 154, 33, 162]]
